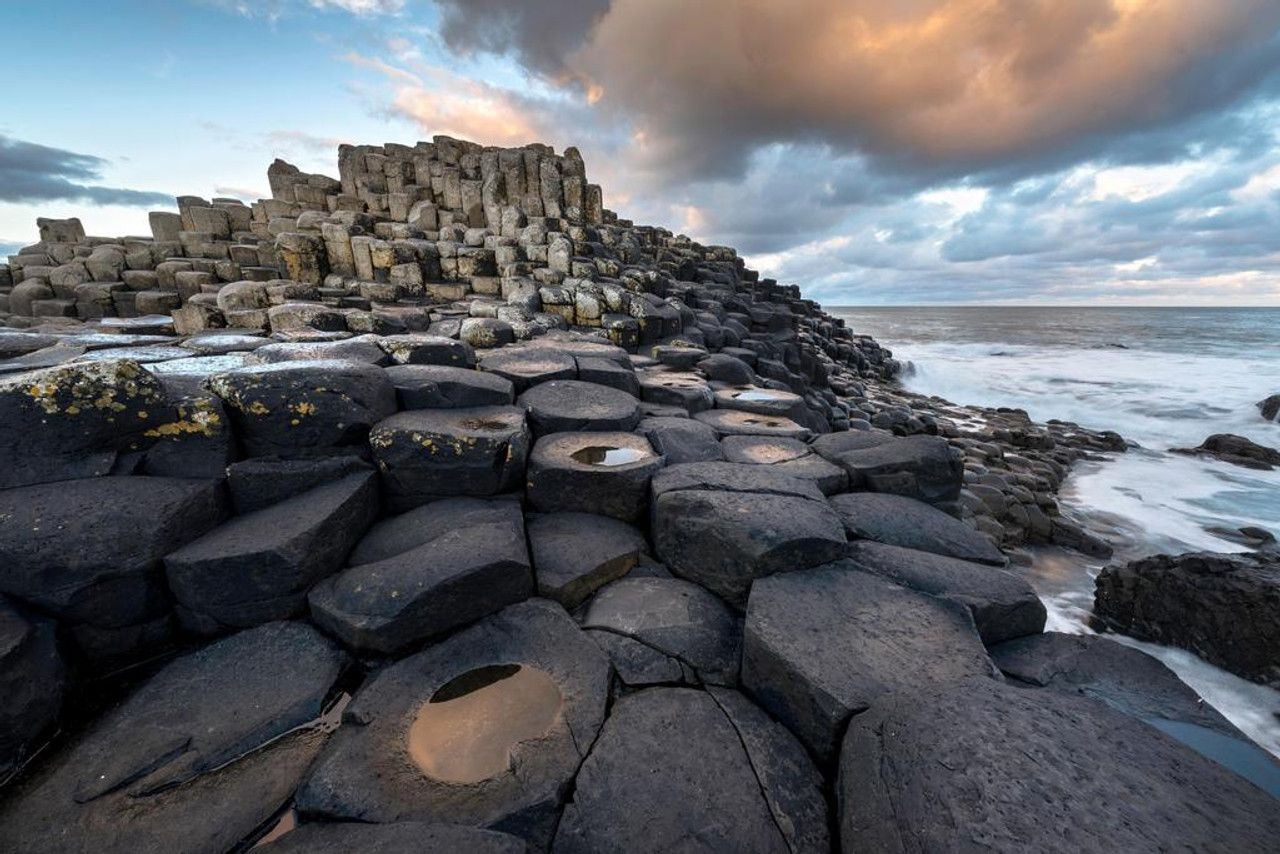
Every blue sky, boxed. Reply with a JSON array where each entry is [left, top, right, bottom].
[[4, 0, 1280, 305]]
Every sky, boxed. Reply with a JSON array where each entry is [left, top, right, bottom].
[[4, 1, 1280, 306]]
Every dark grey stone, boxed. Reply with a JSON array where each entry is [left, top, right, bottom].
[[296, 600, 610, 848], [842, 542, 1044, 645], [743, 566, 995, 762], [554, 687, 828, 854], [385, 363, 514, 409], [0, 596, 66, 780], [838, 677, 1280, 853], [526, 431, 663, 523], [583, 577, 741, 685], [528, 512, 647, 609], [477, 346, 576, 392], [309, 499, 533, 654], [636, 416, 725, 464], [814, 433, 964, 504], [227, 455, 375, 514], [0, 622, 348, 854], [258, 822, 529, 853], [369, 407, 530, 511], [723, 435, 849, 494], [165, 473, 378, 633], [830, 491, 1006, 565], [378, 333, 476, 367], [517, 379, 641, 437], [206, 359, 396, 458]]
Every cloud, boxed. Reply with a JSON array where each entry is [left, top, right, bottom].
[[436, 0, 1280, 187], [434, 0, 609, 79], [200, 0, 402, 18], [0, 135, 172, 207]]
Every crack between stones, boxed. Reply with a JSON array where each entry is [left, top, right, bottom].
[[582, 624, 716, 687], [706, 689, 796, 854]]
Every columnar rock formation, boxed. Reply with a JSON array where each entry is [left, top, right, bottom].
[[0, 138, 1275, 852]]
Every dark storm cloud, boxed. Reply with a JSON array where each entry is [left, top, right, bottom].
[[0, 135, 172, 206], [434, 0, 609, 80]]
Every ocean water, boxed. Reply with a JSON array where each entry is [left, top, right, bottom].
[[832, 306, 1280, 758]]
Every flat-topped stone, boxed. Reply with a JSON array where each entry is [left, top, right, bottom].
[[526, 431, 663, 522], [636, 415, 725, 464], [694, 408, 812, 440], [830, 491, 1006, 565], [310, 498, 533, 654], [527, 512, 647, 609], [369, 406, 530, 511], [744, 565, 995, 761], [258, 822, 529, 853], [517, 379, 642, 436], [385, 363, 514, 409], [723, 434, 849, 494], [377, 333, 476, 367], [478, 347, 577, 392]]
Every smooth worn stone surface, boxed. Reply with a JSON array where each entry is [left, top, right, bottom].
[[585, 629, 686, 687], [478, 347, 576, 392], [165, 473, 378, 633], [713, 386, 803, 416], [369, 406, 530, 511], [651, 463, 845, 607], [310, 498, 533, 654], [249, 336, 390, 366], [583, 577, 742, 685], [296, 600, 610, 848], [1093, 551, 1280, 687], [838, 677, 1280, 854], [206, 359, 396, 457], [526, 431, 663, 522], [0, 596, 67, 779], [378, 334, 476, 367], [815, 433, 965, 505], [694, 408, 812, 440], [527, 512, 647, 609], [637, 370, 715, 413], [385, 363, 514, 409], [842, 543, 1045, 645], [830, 491, 1006, 566], [0, 476, 227, 662], [226, 455, 374, 514], [555, 687, 828, 854], [723, 434, 849, 494], [0, 622, 348, 854], [517, 379, 642, 437], [743, 566, 995, 762], [257, 821, 530, 853], [636, 415, 725, 464], [575, 355, 640, 396], [0, 359, 167, 488]]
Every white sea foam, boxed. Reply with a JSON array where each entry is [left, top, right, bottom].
[[845, 310, 1280, 760]]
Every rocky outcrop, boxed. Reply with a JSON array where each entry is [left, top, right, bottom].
[[1093, 551, 1280, 687], [1171, 433, 1280, 470]]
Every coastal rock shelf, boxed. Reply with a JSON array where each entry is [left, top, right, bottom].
[[0, 136, 1274, 852]]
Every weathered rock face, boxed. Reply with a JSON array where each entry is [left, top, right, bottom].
[[527, 512, 647, 609], [743, 565, 995, 762], [1171, 432, 1280, 470], [555, 687, 828, 854], [0, 621, 349, 854], [165, 472, 378, 634], [258, 822, 530, 853], [296, 600, 610, 848], [309, 498, 533, 653], [841, 543, 1045, 645], [838, 677, 1280, 853], [651, 462, 846, 606], [830, 491, 1005, 565], [0, 596, 67, 779], [1093, 551, 1280, 687], [0, 476, 228, 662]]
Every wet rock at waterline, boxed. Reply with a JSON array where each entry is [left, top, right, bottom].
[[1093, 551, 1280, 687], [1258, 393, 1280, 422], [838, 678, 1280, 853], [295, 600, 610, 847], [0, 622, 348, 854], [1171, 432, 1280, 470], [309, 498, 533, 654], [554, 687, 828, 854]]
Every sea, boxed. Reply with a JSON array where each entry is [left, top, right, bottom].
[[832, 306, 1280, 766]]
